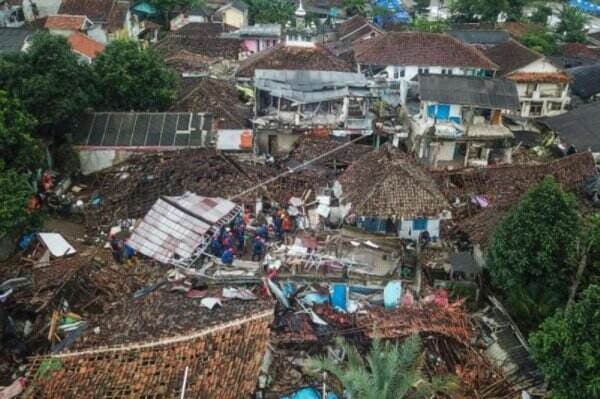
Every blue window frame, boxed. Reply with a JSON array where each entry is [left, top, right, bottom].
[[413, 218, 427, 230]]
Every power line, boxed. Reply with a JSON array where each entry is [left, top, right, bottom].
[[229, 134, 370, 201]]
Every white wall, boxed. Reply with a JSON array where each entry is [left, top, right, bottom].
[[518, 58, 560, 73], [78, 149, 133, 175], [437, 141, 456, 161], [398, 218, 441, 240], [383, 65, 478, 82], [87, 25, 107, 44]]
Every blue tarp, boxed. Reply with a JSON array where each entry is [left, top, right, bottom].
[[356, 217, 387, 233], [373, 0, 411, 24], [569, 0, 600, 15], [281, 387, 339, 399], [330, 283, 348, 311]]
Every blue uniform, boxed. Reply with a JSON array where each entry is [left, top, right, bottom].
[[211, 238, 223, 257], [221, 249, 234, 265]]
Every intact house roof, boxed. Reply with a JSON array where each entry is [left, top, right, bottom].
[[44, 14, 91, 30], [0, 27, 30, 53], [448, 30, 510, 46], [236, 43, 353, 78], [59, 0, 115, 23], [67, 32, 104, 60], [155, 24, 241, 59], [568, 64, 600, 99], [558, 42, 600, 62], [352, 32, 498, 70], [483, 39, 542, 76], [128, 192, 241, 264], [538, 102, 600, 153], [337, 15, 383, 42], [419, 74, 520, 111], [338, 147, 449, 219], [170, 77, 251, 129], [25, 292, 273, 399], [73, 112, 213, 148]]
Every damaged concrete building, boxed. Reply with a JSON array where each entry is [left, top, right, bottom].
[[411, 75, 520, 169]]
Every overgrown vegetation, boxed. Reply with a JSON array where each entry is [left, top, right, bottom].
[[486, 177, 580, 331], [307, 335, 458, 398], [529, 285, 600, 399], [246, 0, 296, 24]]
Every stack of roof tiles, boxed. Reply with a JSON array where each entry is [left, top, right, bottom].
[[25, 297, 273, 398], [338, 147, 449, 219]]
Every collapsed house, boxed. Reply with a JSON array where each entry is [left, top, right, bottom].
[[128, 192, 241, 267], [338, 147, 451, 240], [411, 75, 520, 170], [253, 69, 373, 154], [24, 293, 273, 398]]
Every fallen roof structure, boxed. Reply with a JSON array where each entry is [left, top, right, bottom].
[[254, 69, 370, 104], [338, 147, 449, 219], [25, 298, 273, 399], [419, 75, 520, 111], [538, 102, 600, 153], [128, 192, 241, 265]]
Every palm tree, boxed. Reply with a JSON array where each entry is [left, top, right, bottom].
[[307, 334, 457, 399]]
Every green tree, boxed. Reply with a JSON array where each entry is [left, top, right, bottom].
[[0, 33, 95, 135], [246, 0, 295, 24], [343, 0, 368, 16], [486, 177, 580, 330], [529, 3, 552, 25], [409, 17, 448, 32], [94, 40, 178, 111], [449, 0, 529, 22], [522, 28, 558, 54], [0, 167, 36, 235], [529, 285, 600, 399], [0, 91, 43, 173], [307, 335, 457, 399], [412, 0, 430, 15], [555, 6, 589, 43]]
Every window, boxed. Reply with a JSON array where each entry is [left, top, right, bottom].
[[549, 102, 563, 111], [441, 68, 453, 75], [418, 67, 430, 75], [413, 218, 428, 230], [393, 69, 399, 79], [529, 102, 543, 116]]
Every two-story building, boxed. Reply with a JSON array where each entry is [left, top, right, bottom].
[[353, 32, 498, 104], [411, 74, 520, 170], [484, 39, 570, 119], [226, 24, 282, 57]]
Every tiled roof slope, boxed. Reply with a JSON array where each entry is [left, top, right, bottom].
[[237, 43, 353, 78], [558, 42, 600, 61], [484, 39, 543, 75], [156, 32, 240, 59], [353, 32, 498, 70], [339, 147, 449, 218], [25, 295, 273, 399], [170, 77, 251, 129], [68, 32, 105, 59], [58, 0, 115, 22], [568, 64, 600, 99], [44, 15, 88, 30]]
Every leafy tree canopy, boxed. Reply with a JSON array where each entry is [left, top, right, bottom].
[[93, 40, 179, 111], [555, 5, 589, 43], [343, 0, 368, 16], [486, 177, 580, 330], [246, 0, 295, 24], [409, 17, 448, 32], [412, 0, 430, 15], [529, 285, 600, 399], [0, 33, 95, 135], [522, 27, 558, 54], [0, 167, 37, 236], [449, 0, 529, 22], [0, 91, 43, 173], [529, 3, 552, 25], [307, 335, 457, 399]]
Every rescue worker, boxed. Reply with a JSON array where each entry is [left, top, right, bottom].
[[221, 247, 234, 266], [252, 236, 265, 261], [210, 236, 223, 257], [109, 235, 123, 264], [273, 211, 283, 241], [235, 222, 246, 253], [256, 224, 268, 241]]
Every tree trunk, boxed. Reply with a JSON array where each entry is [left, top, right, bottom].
[[567, 250, 588, 309]]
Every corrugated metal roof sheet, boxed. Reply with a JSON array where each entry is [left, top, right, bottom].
[[128, 192, 240, 264], [540, 101, 600, 152], [419, 75, 520, 110]]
